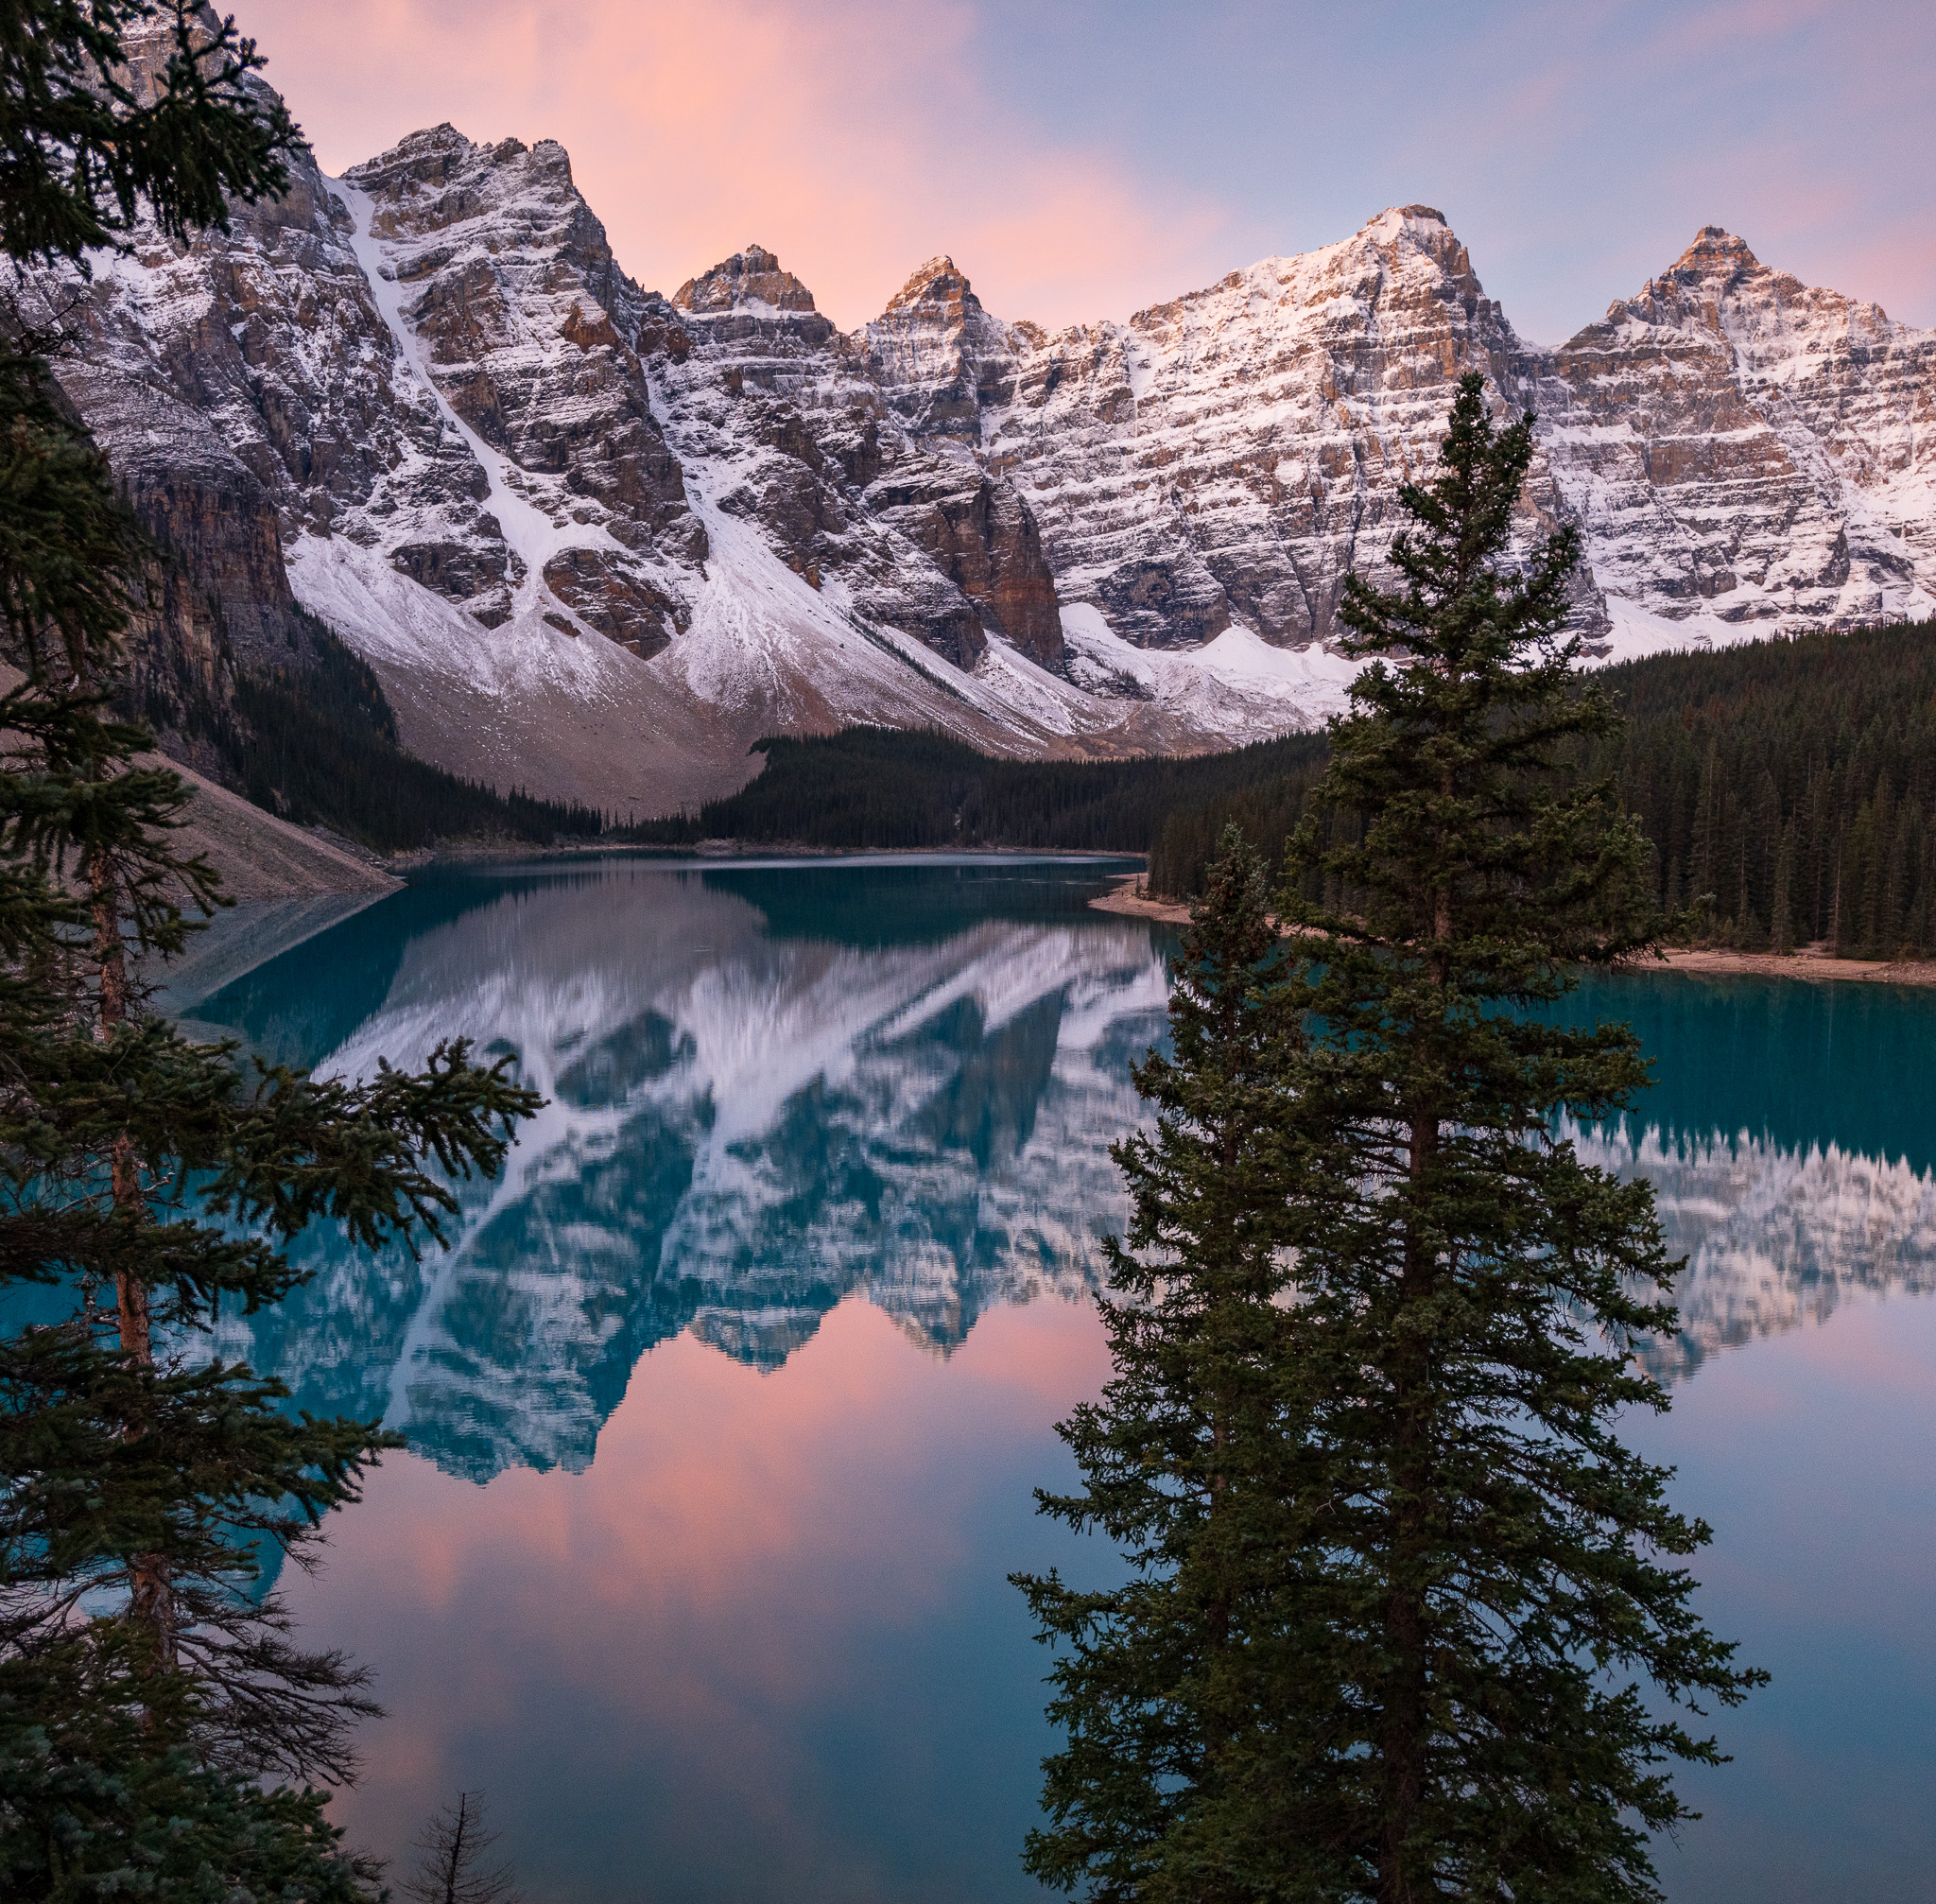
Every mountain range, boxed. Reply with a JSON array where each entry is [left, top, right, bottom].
[[23, 24, 1936, 814]]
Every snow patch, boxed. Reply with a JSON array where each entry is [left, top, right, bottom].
[[333, 177, 633, 622], [1593, 595, 1769, 664], [1060, 603, 1352, 738], [285, 532, 633, 702]]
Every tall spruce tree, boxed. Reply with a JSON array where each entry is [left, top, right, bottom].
[[0, 7, 542, 1896], [1022, 374, 1762, 1903], [1015, 828, 1331, 1903]]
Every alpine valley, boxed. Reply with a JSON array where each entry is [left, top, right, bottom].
[[23, 27, 1936, 814]]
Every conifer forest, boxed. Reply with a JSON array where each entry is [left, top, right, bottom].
[[1147, 619, 1936, 961]]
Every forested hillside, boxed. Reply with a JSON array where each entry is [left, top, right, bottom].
[[623, 728, 1332, 853], [1595, 625, 1936, 955], [1149, 620, 1936, 961], [189, 614, 1936, 934]]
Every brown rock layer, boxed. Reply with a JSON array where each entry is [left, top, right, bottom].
[[866, 463, 1063, 666], [659, 244, 1065, 672]]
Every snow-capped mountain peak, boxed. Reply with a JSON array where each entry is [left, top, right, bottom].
[[27, 38, 1936, 812], [673, 243, 822, 319]]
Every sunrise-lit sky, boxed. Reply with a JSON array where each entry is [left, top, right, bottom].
[[244, 0, 1936, 343]]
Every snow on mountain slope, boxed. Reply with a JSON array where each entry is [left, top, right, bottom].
[[925, 208, 1579, 650], [1058, 604, 1360, 736], [29, 70, 1326, 808], [27, 26, 1936, 812], [1534, 228, 1936, 633], [864, 211, 1936, 653]]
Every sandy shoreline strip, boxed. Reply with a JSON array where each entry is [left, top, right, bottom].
[[1087, 874, 1936, 989], [1089, 875, 1194, 926]]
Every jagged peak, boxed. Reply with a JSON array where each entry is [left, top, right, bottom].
[[1670, 226, 1765, 276], [344, 124, 572, 190], [364, 121, 473, 161], [1321, 204, 1490, 305], [882, 255, 983, 321], [1355, 203, 1452, 243], [673, 243, 818, 316], [342, 122, 488, 195], [1328, 204, 1478, 281]]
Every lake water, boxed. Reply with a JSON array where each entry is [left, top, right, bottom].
[[162, 856, 1936, 1904]]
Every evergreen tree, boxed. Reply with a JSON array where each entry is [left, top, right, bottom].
[[0, 1, 295, 265], [1015, 828, 1320, 1901], [0, 6, 543, 1895], [1023, 375, 1762, 1903]]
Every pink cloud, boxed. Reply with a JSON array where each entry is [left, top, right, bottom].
[[243, 0, 1235, 331]]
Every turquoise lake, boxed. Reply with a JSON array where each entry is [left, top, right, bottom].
[[158, 855, 1936, 1904]]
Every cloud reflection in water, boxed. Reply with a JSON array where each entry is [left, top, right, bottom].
[[190, 865, 1936, 1482]]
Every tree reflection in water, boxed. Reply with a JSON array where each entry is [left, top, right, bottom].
[[173, 859, 1936, 1480]]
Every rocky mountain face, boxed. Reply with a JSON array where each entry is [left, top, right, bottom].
[[342, 127, 705, 641], [856, 209, 1935, 656], [1530, 227, 1936, 637], [864, 211, 1575, 651], [658, 242, 1063, 675], [25, 26, 1936, 811]]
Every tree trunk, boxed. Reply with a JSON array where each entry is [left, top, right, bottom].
[[1378, 1106, 1438, 1904], [1202, 1075, 1239, 1760], [89, 842, 175, 1672]]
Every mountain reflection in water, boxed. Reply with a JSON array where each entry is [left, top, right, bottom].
[[172, 861, 1936, 1483], [192, 859, 1167, 1480], [1582, 1121, 1936, 1380], [158, 861, 1936, 1904], [1559, 966, 1936, 1383]]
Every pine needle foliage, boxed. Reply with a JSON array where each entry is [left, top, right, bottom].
[[1021, 375, 1763, 1904], [1015, 827, 1322, 1901], [1588, 622, 1936, 954], [1149, 617, 1936, 960], [0, 0, 295, 266], [0, 7, 544, 1896]]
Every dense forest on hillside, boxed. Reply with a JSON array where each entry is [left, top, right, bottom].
[[1594, 625, 1936, 955], [620, 727, 1333, 853], [1146, 758, 1333, 900], [127, 611, 1936, 936], [139, 611, 604, 851], [1148, 620, 1936, 961]]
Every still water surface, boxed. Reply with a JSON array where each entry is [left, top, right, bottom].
[[164, 857, 1936, 1904]]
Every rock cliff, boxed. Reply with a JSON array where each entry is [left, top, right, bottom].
[[896, 210, 1581, 652], [865, 209, 1936, 656], [27, 37, 1936, 811], [660, 241, 1064, 674], [1532, 227, 1936, 638]]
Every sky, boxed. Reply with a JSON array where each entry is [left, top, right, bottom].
[[243, 0, 1936, 344]]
